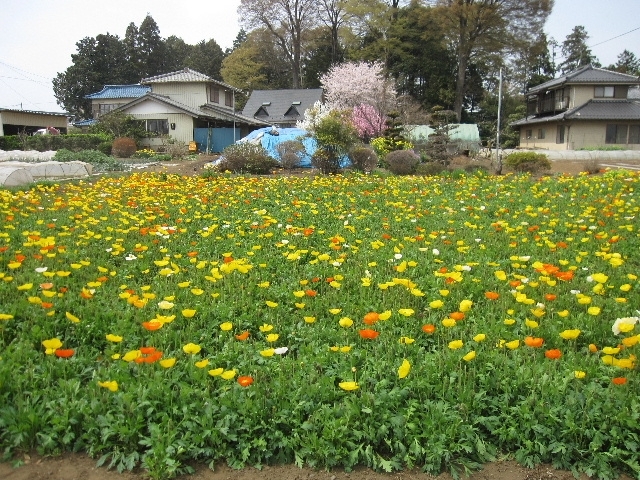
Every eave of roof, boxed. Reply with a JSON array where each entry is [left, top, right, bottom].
[[526, 65, 640, 95], [510, 100, 640, 126]]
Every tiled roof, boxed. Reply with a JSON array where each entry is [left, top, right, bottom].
[[241, 89, 323, 124], [85, 85, 150, 99], [113, 93, 268, 126], [141, 68, 238, 91], [527, 65, 640, 95], [510, 100, 640, 126]]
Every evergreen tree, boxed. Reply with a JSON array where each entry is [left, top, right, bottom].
[[186, 39, 225, 79], [123, 23, 140, 82], [610, 50, 640, 76], [138, 15, 165, 77], [560, 26, 599, 74]]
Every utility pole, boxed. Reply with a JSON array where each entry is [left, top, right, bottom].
[[495, 68, 503, 174]]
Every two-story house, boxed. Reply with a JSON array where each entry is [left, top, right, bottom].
[[86, 85, 151, 120], [95, 68, 268, 153], [511, 65, 640, 150]]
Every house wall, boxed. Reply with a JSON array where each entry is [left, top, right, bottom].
[[91, 99, 135, 119], [149, 83, 208, 109], [570, 85, 595, 108], [519, 121, 640, 150], [127, 112, 195, 147]]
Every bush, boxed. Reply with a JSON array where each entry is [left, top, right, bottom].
[[0, 135, 22, 150], [582, 158, 601, 174], [386, 150, 420, 175], [505, 151, 551, 174], [97, 141, 112, 155], [111, 137, 137, 158], [311, 149, 341, 175], [348, 146, 378, 173], [276, 140, 305, 170], [415, 162, 446, 176], [216, 143, 279, 174]]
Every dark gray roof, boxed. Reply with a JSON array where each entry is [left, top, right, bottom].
[[86, 85, 150, 99], [141, 68, 239, 92], [527, 65, 640, 95], [510, 100, 640, 126], [112, 93, 268, 126], [241, 89, 323, 124]]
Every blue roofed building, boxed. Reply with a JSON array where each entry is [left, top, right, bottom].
[[85, 84, 151, 119]]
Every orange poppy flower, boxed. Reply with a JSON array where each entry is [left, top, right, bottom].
[[54, 349, 74, 358], [41, 302, 54, 309], [422, 324, 436, 334], [235, 331, 250, 341], [15, 254, 26, 262], [359, 329, 380, 339], [544, 294, 556, 301], [588, 343, 598, 353], [187, 251, 199, 257], [223, 256, 234, 264], [612, 377, 627, 385], [509, 280, 521, 288], [438, 267, 448, 274], [305, 289, 317, 297], [326, 277, 335, 283], [524, 336, 544, 348], [238, 376, 254, 387], [485, 291, 500, 300], [545, 349, 562, 360], [40, 283, 54, 290], [449, 311, 465, 321], [381, 233, 392, 240], [140, 346, 156, 354], [96, 276, 109, 283], [142, 321, 162, 331], [363, 312, 380, 325], [58, 287, 68, 293]]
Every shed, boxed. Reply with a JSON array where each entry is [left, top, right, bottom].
[[0, 109, 69, 136]]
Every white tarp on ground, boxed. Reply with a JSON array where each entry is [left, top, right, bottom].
[[1, 150, 93, 186], [0, 150, 57, 162]]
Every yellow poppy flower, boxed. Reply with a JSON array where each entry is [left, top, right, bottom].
[[182, 343, 201, 354], [339, 317, 353, 328], [105, 334, 123, 343], [448, 340, 464, 350], [265, 334, 279, 342], [195, 359, 209, 368], [160, 358, 176, 368], [220, 322, 233, 331], [65, 312, 80, 323], [260, 348, 275, 357], [98, 380, 118, 392], [259, 323, 274, 332], [208, 368, 224, 376], [338, 381, 359, 391], [559, 329, 581, 340], [221, 370, 236, 380], [463, 351, 476, 362], [398, 359, 411, 378]]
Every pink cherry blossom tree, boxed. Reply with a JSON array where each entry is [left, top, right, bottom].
[[351, 103, 385, 140]]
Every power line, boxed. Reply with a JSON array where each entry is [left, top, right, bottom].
[[0, 60, 53, 81], [589, 26, 640, 48], [0, 75, 52, 88]]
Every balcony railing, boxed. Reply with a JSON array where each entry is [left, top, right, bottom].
[[527, 96, 570, 116]]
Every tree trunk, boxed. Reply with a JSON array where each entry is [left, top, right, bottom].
[[454, 49, 468, 122]]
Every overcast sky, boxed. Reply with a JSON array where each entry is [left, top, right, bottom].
[[1, 0, 639, 113]]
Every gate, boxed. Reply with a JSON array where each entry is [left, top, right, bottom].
[[193, 128, 240, 153]]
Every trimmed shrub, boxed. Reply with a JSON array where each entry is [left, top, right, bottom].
[[348, 146, 378, 173], [111, 137, 137, 158], [0, 135, 22, 150], [276, 140, 305, 170], [98, 141, 112, 155], [216, 143, 279, 174], [505, 151, 551, 174], [386, 149, 420, 175]]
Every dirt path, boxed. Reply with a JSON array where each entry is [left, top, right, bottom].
[[1, 452, 634, 480]]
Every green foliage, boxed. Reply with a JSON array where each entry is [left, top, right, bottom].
[[276, 140, 305, 170], [379, 112, 411, 157], [52, 149, 124, 172], [312, 111, 358, 174], [579, 146, 625, 151], [385, 150, 420, 175], [89, 113, 147, 141], [216, 143, 279, 174], [97, 141, 113, 155], [8, 134, 111, 153], [505, 151, 551, 174], [348, 146, 378, 173], [111, 138, 137, 159], [0, 136, 22, 151], [415, 162, 447, 176]]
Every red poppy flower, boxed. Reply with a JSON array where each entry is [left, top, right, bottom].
[[363, 312, 380, 325], [55, 349, 74, 358], [422, 324, 436, 334], [525, 336, 544, 348], [235, 331, 250, 341], [545, 349, 562, 360], [485, 291, 500, 300], [612, 377, 627, 385], [359, 329, 380, 339], [237, 376, 254, 387]]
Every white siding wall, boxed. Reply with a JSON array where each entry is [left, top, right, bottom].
[[150, 83, 207, 109]]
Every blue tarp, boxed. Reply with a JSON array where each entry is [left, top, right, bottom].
[[239, 127, 317, 167]]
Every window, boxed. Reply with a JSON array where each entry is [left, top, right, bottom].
[[556, 126, 565, 144], [605, 124, 628, 144], [526, 129, 532, 140], [146, 119, 169, 135], [224, 90, 233, 107], [210, 88, 219, 103], [538, 128, 546, 139], [98, 103, 119, 116], [595, 86, 615, 98], [629, 125, 640, 144]]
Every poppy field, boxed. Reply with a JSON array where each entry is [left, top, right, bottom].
[[0, 169, 639, 479]]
